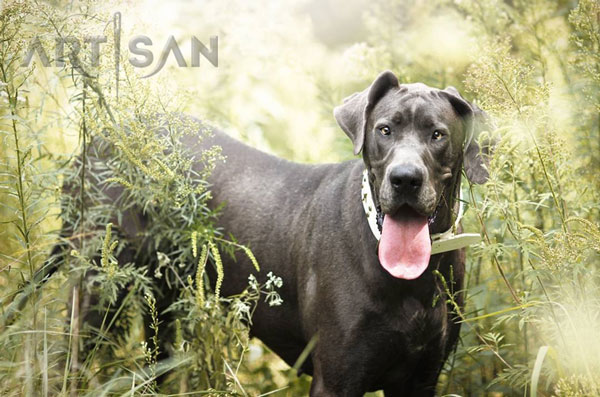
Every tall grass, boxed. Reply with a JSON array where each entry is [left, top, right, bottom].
[[0, 0, 598, 396], [1, 1, 281, 395], [437, 1, 600, 395]]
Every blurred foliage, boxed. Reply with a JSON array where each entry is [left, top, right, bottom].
[[1, 0, 599, 396]]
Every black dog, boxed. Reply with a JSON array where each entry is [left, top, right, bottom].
[[13, 70, 488, 396], [190, 70, 490, 396]]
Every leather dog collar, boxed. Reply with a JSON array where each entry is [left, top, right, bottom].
[[360, 169, 481, 255]]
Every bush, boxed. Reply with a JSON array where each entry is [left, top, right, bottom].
[[1, 0, 598, 396]]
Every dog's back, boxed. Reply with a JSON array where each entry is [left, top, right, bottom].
[[189, 126, 365, 370]]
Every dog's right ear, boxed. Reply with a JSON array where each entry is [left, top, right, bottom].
[[334, 70, 399, 155]]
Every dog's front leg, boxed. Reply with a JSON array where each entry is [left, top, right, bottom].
[[308, 338, 368, 397], [382, 353, 443, 397], [309, 364, 364, 397], [309, 372, 340, 397]]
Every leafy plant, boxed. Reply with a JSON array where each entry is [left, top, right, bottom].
[[1, 0, 598, 396]]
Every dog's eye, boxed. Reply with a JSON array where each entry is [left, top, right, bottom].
[[432, 130, 443, 140], [379, 126, 391, 136]]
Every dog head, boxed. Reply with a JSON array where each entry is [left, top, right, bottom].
[[334, 70, 490, 279]]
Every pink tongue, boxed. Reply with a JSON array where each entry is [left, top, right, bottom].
[[378, 207, 431, 280]]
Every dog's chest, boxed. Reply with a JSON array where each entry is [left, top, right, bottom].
[[358, 292, 451, 385], [384, 294, 448, 350]]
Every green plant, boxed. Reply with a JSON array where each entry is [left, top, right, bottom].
[[1, 0, 598, 396], [0, 1, 282, 395]]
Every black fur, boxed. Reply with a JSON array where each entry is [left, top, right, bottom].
[[187, 71, 489, 395], [21, 70, 490, 396]]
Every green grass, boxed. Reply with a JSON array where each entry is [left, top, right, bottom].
[[1, 0, 599, 396]]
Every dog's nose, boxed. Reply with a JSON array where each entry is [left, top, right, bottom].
[[389, 164, 424, 191]]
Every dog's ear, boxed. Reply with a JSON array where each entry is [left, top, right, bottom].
[[334, 70, 399, 155], [442, 87, 493, 184]]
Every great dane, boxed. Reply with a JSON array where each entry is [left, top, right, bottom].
[[10, 70, 489, 396], [196, 70, 490, 395]]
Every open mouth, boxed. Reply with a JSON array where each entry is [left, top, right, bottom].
[[377, 206, 432, 280], [376, 198, 443, 280]]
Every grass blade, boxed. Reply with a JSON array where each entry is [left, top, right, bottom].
[[531, 345, 548, 397]]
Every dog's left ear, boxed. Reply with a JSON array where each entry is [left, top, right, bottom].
[[441, 87, 493, 184], [334, 70, 399, 155]]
